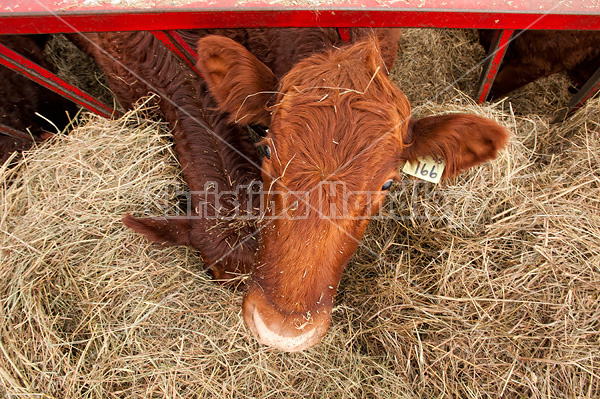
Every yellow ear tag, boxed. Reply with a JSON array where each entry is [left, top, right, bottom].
[[402, 156, 445, 184]]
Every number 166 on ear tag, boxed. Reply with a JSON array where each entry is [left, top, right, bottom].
[[402, 156, 445, 184]]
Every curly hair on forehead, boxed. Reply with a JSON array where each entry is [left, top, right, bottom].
[[268, 38, 412, 147], [276, 38, 400, 93], [267, 68, 411, 186]]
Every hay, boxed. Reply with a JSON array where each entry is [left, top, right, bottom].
[[392, 29, 486, 107], [1, 29, 599, 398], [44, 34, 116, 108]]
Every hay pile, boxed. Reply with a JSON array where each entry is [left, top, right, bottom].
[[1, 29, 599, 398]]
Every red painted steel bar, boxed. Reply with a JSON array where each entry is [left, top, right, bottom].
[[554, 66, 600, 122], [0, 42, 117, 119], [337, 28, 352, 42], [1, 0, 600, 34], [475, 29, 514, 104], [0, 122, 33, 142], [2, 12, 599, 35], [151, 30, 200, 72]]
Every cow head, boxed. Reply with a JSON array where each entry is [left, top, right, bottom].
[[197, 35, 509, 351]]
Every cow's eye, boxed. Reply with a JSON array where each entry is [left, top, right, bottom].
[[264, 146, 271, 159], [382, 180, 393, 190]]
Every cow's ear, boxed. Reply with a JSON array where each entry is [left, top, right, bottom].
[[123, 214, 191, 247], [196, 35, 278, 126], [402, 114, 509, 178]]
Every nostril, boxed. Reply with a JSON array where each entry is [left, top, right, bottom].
[[242, 288, 331, 352], [242, 295, 259, 338], [251, 306, 319, 352]]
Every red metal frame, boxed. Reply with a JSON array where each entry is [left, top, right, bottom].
[[337, 28, 352, 42], [151, 30, 200, 73], [0, 0, 599, 130], [569, 67, 600, 112], [475, 29, 514, 104], [554, 66, 600, 122], [2, 0, 600, 34], [0, 122, 33, 142], [0, 41, 117, 119], [2, 11, 600, 35]]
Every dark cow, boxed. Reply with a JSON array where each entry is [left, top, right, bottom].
[[81, 29, 509, 351], [479, 29, 600, 99]]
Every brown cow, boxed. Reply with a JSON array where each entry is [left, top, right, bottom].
[[195, 32, 509, 351], [479, 29, 600, 99], [81, 29, 508, 351]]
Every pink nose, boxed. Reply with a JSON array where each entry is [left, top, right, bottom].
[[242, 287, 331, 352]]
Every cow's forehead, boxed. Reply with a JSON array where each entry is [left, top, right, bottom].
[[269, 92, 407, 155], [265, 104, 404, 194], [264, 45, 411, 183]]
